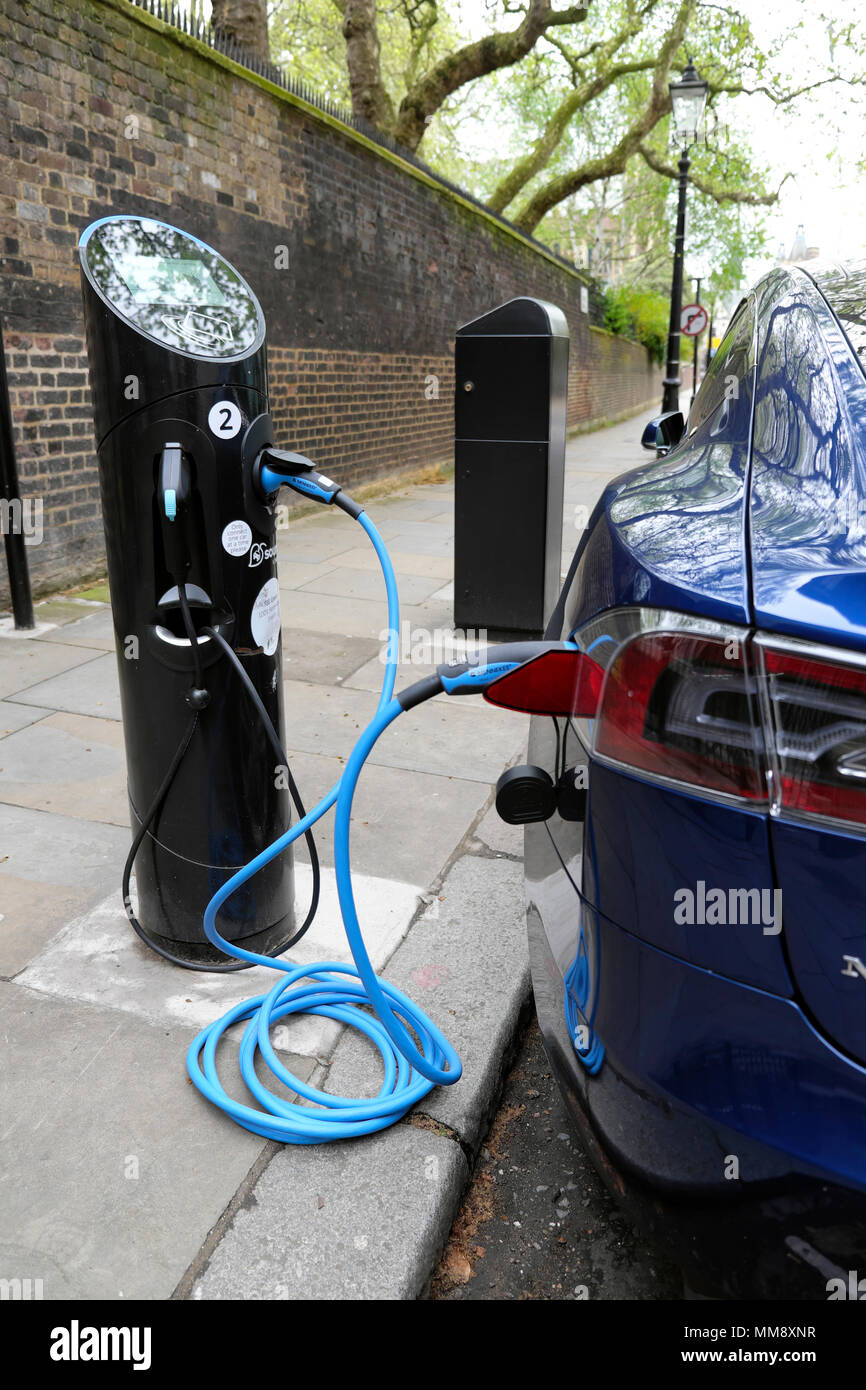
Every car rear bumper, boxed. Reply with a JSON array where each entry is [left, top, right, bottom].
[[527, 866, 866, 1299]]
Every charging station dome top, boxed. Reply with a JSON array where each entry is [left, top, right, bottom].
[[78, 215, 265, 362]]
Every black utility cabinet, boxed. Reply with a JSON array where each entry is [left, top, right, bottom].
[[454, 297, 569, 638]]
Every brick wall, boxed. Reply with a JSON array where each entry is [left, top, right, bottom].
[[0, 0, 659, 604], [267, 349, 456, 492]]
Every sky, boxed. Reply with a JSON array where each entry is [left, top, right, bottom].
[[730, 0, 866, 277]]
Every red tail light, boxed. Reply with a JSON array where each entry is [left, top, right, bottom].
[[502, 613, 866, 830], [483, 649, 605, 717], [594, 631, 765, 800], [758, 643, 866, 826]]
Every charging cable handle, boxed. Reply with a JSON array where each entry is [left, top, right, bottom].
[[396, 640, 579, 710], [156, 442, 208, 704], [158, 442, 194, 580], [254, 447, 363, 519]]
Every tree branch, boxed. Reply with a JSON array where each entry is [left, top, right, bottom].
[[711, 75, 861, 106], [489, 56, 655, 214], [511, 0, 697, 232], [393, 0, 589, 150], [638, 142, 789, 205]]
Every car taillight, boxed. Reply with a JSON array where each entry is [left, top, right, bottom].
[[758, 642, 866, 826], [594, 631, 765, 800]]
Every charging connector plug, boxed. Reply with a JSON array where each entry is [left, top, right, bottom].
[[254, 447, 362, 517]]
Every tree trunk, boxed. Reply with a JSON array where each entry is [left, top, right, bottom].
[[211, 0, 270, 60], [342, 0, 395, 129]]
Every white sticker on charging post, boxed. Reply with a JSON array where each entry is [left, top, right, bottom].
[[208, 400, 242, 439], [221, 519, 252, 558], [251, 577, 281, 656]]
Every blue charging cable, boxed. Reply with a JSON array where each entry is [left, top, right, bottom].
[[187, 459, 571, 1143], [187, 504, 463, 1142]]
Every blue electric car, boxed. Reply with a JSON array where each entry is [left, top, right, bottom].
[[524, 261, 866, 1299]]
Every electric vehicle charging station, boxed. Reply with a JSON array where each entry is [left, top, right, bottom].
[[79, 215, 295, 966], [78, 213, 599, 1145], [454, 298, 569, 638]]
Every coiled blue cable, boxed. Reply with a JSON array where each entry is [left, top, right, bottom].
[[187, 509, 462, 1142]]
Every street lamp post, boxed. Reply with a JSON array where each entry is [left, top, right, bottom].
[[661, 58, 709, 415]]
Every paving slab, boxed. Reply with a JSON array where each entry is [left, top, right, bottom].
[[282, 749, 494, 881], [271, 589, 396, 640], [386, 530, 454, 557], [274, 532, 357, 566], [0, 981, 266, 1300], [298, 565, 441, 605], [0, 711, 127, 825], [370, 518, 452, 545], [0, 701, 47, 739], [0, 617, 57, 640], [190, 1123, 467, 1301], [327, 546, 452, 580], [281, 678, 526, 782], [400, 598, 457, 632], [35, 607, 116, 652], [325, 854, 529, 1154], [279, 629, 380, 687], [5, 652, 121, 720], [273, 558, 340, 590], [0, 803, 131, 976], [0, 639, 101, 701], [30, 597, 107, 627], [370, 495, 454, 521]]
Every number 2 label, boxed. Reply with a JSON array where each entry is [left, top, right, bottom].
[[208, 400, 242, 439]]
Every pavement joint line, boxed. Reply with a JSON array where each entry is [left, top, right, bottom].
[[170, 1138, 283, 1301], [403, 1112, 464, 1148]]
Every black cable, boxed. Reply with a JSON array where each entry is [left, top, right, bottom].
[[202, 624, 320, 950], [121, 709, 254, 973], [551, 716, 563, 781], [177, 582, 203, 689]]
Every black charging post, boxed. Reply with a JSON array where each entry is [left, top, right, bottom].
[[453, 298, 569, 639], [79, 215, 294, 965]]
